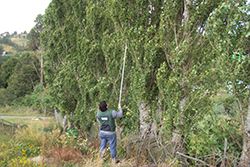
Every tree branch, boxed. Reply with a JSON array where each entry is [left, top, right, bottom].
[[176, 151, 213, 167]]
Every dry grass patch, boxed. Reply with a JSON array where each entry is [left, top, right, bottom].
[[46, 146, 84, 164], [11, 37, 28, 46], [1, 44, 15, 53]]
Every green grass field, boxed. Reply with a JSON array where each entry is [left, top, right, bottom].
[[1, 117, 55, 130], [11, 37, 28, 46], [0, 113, 44, 116], [1, 35, 28, 55]]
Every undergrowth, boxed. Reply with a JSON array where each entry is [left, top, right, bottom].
[[0, 110, 244, 166]]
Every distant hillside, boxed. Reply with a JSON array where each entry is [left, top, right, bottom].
[[1, 44, 16, 54], [11, 34, 28, 47], [1, 34, 29, 55]]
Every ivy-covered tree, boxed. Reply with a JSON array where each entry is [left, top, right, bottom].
[[40, 0, 250, 164], [153, 0, 227, 150], [206, 0, 250, 165], [105, 0, 166, 138], [41, 0, 87, 128]]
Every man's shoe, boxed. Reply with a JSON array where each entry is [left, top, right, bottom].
[[115, 158, 120, 164]]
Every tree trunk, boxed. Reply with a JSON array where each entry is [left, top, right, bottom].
[[171, 93, 189, 150], [170, 0, 191, 152], [156, 93, 164, 131], [240, 87, 250, 166], [139, 100, 158, 139], [139, 100, 151, 139], [183, 0, 191, 38], [40, 50, 43, 84]]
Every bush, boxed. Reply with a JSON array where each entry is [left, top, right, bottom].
[[21, 84, 56, 114], [186, 112, 242, 166], [15, 125, 44, 146]]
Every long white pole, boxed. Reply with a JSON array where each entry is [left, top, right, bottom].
[[119, 43, 127, 105]]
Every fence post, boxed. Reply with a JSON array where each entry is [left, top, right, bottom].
[[2, 119, 4, 135], [12, 122, 14, 135]]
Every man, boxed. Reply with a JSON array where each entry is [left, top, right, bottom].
[[97, 101, 123, 163]]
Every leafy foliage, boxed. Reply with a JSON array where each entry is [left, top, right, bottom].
[[0, 52, 40, 106], [1, 0, 249, 165], [1, 57, 19, 88], [0, 45, 3, 54], [0, 143, 42, 167]]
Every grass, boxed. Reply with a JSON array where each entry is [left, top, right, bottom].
[[0, 105, 49, 116], [1, 35, 28, 55], [11, 37, 28, 46], [1, 117, 54, 130], [1, 44, 15, 54], [0, 105, 242, 166], [0, 106, 55, 131], [0, 113, 44, 116]]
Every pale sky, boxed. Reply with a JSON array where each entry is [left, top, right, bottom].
[[0, 0, 52, 34]]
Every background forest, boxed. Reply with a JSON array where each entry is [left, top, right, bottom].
[[1, 0, 250, 166]]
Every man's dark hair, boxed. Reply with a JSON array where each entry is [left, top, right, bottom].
[[99, 101, 107, 112]]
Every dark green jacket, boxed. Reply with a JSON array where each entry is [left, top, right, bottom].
[[97, 109, 116, 132]]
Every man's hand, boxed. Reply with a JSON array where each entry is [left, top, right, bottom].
[[118, 103, 122, 109]]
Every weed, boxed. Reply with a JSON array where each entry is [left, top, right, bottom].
[[46, 146, 84, 165], [14, 125, 44, 146]]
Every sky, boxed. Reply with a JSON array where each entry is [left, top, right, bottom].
[[0, 0, 52, 34]]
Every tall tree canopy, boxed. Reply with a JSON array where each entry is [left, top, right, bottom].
[[40, 0, 250, 164]]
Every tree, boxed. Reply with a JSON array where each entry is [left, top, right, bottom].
[[0, 45, 3, 54], [41, 0, 130, 130], [5, 32, 10, 37], [0, 52, 40, 105], [1, 57, 19, 88], [41, 0, 86, 128], [105, 0, 166, 138], [206, 1, 250, 165], [40, 0, 250, 164], [7, 52, 40, 102], [152, 0, 223, 150], [27, 14, 45, 85], [27, 14, 43, 51], [41, 0, 220, 136]]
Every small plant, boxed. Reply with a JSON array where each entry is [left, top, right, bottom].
[[44, 126, 62, 148], [56, 131, 90, 154], [14, 125, 44, 146], [0, 142, 43, 166], [187, 112, 242, 166]]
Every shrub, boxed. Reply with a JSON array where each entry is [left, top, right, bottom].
[[14, 125, 44, 146], [186, 112, 242, 166]]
